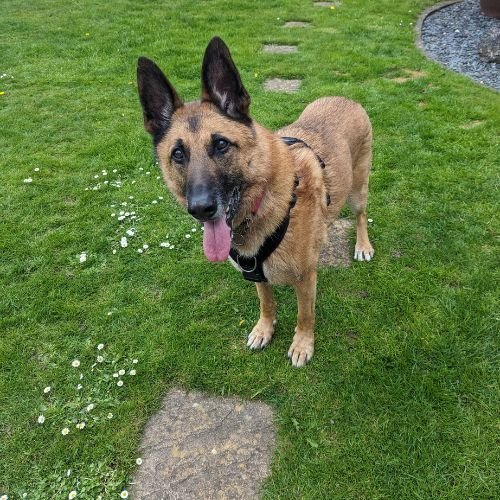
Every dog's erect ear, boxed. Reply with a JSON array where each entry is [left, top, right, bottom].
[[137, 57, 183, 138], [201, 37, 251, 122]]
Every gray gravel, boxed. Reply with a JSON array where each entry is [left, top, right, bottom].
[[420, 0, 499, 90]]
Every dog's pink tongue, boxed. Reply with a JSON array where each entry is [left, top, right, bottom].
[[203, 218, 231, 262]]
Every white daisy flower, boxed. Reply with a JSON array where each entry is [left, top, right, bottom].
[[97, 355, 104, 363], [139, 167, 143, 171], [191, 228, 197, 232], [107, 413, 113, 419], [117, 380, 124, 387], [79, 253, 87, 263], [146, 171, 151, 175], [43, 386, 51, 394], [71, 359, 80, 368], [0, 495, 8, 500], [121, 202, 127, 206], [118, 215, 125, 221], [23, 177, 33, 183], [126, 229, 135, 237], [129, 369, 136, 376], [136, 457, 143, 465], [113, 169, 117, 173], [34, 167, 40, 172], [112, 249, 117, 255], [120, 237, 128, 248], [133, 359, 139, 364], [152, 200, 158, 204], [118, 369, 125, 376], [67, 469, 71, 476], [185, 234, 191, 239], [76, 422, 86, 430], [86, 403, 95, 411], [158, 196, 164, 200], [113, 372, 119, 378], [38, 415, 45, 424], [61, 427, 70, 436], [69, 491, 77, 499], [97, 343, 104, 350], [160, 242, 170, 248], [111, 213, 116, 217], [77, 384, 83, 390], [120, 490, 129, 498], [107, 311, 113, 316], [137, 248, 143, 254], [143, 243, 149, 249]]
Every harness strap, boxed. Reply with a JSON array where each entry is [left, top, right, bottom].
[[230, 136, 326, 283]]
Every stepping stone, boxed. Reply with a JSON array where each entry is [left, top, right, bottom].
[[132, 388, 276, 499], [263, 44, 298, 54], [314, 1, 342, 7], [263, 78, 302, 93], [283, 21, 311, 28], [319, 219, 353, 268]]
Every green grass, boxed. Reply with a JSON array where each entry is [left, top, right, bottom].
[[1, 0, 498, 498]]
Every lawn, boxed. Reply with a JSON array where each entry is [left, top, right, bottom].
[[1, 0, 498, 498]]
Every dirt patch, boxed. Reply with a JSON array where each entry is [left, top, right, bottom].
[[459, 120, 484, 129], [132, 388, 276, 499], [263, 44, 298, 54], [391, 69, 427, 83], [319, 219, 353, 268], [263, 78, 302, 93]]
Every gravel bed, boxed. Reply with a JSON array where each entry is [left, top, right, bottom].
[[420, 0, 499, 90]]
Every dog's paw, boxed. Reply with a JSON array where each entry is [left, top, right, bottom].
[[287, 334, 314, 368], [247, 319, 275, 350], [354, 243, 374, 262]]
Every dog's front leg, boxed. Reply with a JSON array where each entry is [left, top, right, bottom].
[[247, 282, 276, 350], [288, 271, 316, 367]]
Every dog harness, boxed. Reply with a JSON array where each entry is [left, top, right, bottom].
[[229, 136, 328, 283]]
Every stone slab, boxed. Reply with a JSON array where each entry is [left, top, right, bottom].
[[131, 389, 276, 500], [263, 78, 302, 93], [263, 44, 298, 54], [283, 21, 311, 28], [314, 1, 342, 7], [319, 219, 353, 268]]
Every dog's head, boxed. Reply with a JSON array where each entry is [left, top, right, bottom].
[[137, 37, 265, 262]]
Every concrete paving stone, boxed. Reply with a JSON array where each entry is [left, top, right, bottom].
[[314, 1, 342, 7], [263, 44, 298, 54], [132, 388, 276, 500], [283, 21, 311, 28], [319, 219, 353, 268], [263, 78, 302, 93]]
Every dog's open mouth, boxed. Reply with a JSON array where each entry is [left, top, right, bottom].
[[202, 186, 241, 262]]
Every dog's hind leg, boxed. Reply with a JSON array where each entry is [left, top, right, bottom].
[[348, 133, 374, 262], [247, 282, 276, 350]]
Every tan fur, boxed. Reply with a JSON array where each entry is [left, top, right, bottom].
[[154, 97, 374, 367]]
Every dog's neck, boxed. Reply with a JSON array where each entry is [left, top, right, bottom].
[[230, 126, 299, 256]]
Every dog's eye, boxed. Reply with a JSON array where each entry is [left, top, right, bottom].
[[172, 148, 185, 163], [214, 138, 230, 154]]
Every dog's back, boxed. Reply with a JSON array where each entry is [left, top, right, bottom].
[[279, 96, 372, 221]]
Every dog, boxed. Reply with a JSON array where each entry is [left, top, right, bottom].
[[137, 37, 374, 367]]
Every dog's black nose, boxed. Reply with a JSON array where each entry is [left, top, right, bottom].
[[187, 191, 218, 220]]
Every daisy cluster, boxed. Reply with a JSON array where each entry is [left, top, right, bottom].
[[79, 166, 202, 259], [27, 344, 143, 498]]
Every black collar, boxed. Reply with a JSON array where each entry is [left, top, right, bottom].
[[229, 136, 325, 283]]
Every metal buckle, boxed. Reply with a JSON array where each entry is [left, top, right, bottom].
[[236, 255, 258, 273]]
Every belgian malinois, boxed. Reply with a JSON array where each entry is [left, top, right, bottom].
[[137, 37, 374, 367]]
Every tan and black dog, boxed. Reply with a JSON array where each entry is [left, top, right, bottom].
[[137, 37, 374, 367]]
